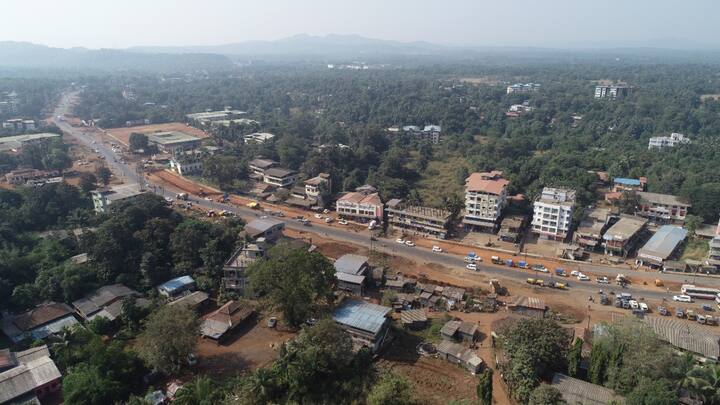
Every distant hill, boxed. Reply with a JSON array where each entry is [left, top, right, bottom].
[[0, 41, 234, 71]]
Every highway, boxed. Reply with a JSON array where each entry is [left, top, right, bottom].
[[52, 92, 720, 304]]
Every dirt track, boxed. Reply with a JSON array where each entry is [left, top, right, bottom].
[[105, 122, 209, 146]]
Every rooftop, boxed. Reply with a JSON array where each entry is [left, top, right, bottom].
[[334, 254, 369, 275], [72, 284, 138, 318], [11, 302, 73, 332], [0, 133, 60, 150], [263, 167, 296, 178], [638, 191, 690, 207], [638, 225, 687, 261], [0, 346, 61, 404], [200, 301, 254, 339], [645, 317, 720, 361], [338, 191, 383, 206], [248, 158, 278, 169], [93, 183, 145, 202], [386, 200, 452, 221], [167, 291, 209, 308], [551, 372, 624, 405], [333, 300, 390, 335], [400, 309, 427, 325], [537, 187, 576, 205], [613, 177, 642, 186], [157, 275, 195, 295], [509, 296, 546, 311], [185, 110, 246, 120], [335, 272, 366, 284], [147, 131, 201, 145], [465, 171, 509, 195], [603, 216, 647, 242], [245, 218, 284, 236]]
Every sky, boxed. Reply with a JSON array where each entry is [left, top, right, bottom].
[[0, 0, 718, 49]]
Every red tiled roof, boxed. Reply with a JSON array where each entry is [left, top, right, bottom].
[[465, 172, 509, 195]]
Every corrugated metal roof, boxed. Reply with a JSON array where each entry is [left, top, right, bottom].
[[638, 225, 687, 260], [167, 291, 209, 308], [551, 373, 624, 405], [510, 296, 546, 311], [334, 254, 369, 275], [613, 178, 641, 186], [245, 218, 284, 236], [333, 300, 390, 335], [645, 317, 720, 360], [158, 276, 196, 295], [0, 347, 60, 403], [400, 309, 427, 324], [335, 272, 366, 284]]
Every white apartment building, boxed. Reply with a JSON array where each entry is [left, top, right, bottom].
[[262, 167, 296, 187], [169, 155, 203, 176], [462, 171, 509, 231], [532, 187, 576, 241], [648, 132, 690, 149], [506, 83, 540, 94], [243, 132, 275, 144], [594, 85, 632, 99], [91, 184, 146, 213], [304, 173, 331, 198]]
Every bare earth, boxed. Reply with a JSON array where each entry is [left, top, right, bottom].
[[104, 122, 209, 146]]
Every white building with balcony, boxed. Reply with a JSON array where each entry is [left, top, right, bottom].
[[462, 171, 509, 232], [648, 132, 690, 150], [532, 187, 576, 241]]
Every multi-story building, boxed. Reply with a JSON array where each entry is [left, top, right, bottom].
[[531, 187, 576, 241], [594, 85, 632, 99], [506, 83, 540, 94], [169, 153, 203, 176], [243, 132, 275, 144], [648, 132, 690, 149], [185, 109, 247, 126], [2, 118, 35, 131], [4, 168, 60, 185], [248, 158, 278, 177], [636, 192, 691, 223], [262, 167, 296, 188], [386, 199, 452, 239], [223, 242, 266, 294], [90, 184, 146, 213], [573, 207, 611, 251], [393, 125, 442, 144], [336, 187, 383, 224], [0, 133, 60, 153], [603, 216, 648, 257], [462, 171, 509, 232], [147, 131, 202, 155], [304, 173, 331, 198]]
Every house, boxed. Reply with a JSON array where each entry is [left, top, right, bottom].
[[386, 199, 452, 239], [648, 132, 691, 149], [262, 167, 296, 188], [200, 301, 254, 342], [637, 225, 688, 268], [396, 125, 441, 143], [551, 372, 624, 405], [157, 275, 197, 298], [72, 284, 149, 321], [532, 187, 576, 241], [244, 218, 285, 242], [304, 173, 331, 199], [384, 275, 416, 291], [332, 300, 391, 353], [594, 84, 632, 99], [440, 320, 478, 342], [243, 132, 275, 144], [223, 242, 265, 294], [90, 184, 146, 213], [498, 215, 527, 243], [636, 192, 691, 223], [0, 345, 62, 404], [400, 309, 427, 330], [146, 131, 202, 154], [462, 171, 510, 232], [612, 177, 646, 192], [0, 133, 61, 153], [167, 291, 209, 309], [603, 216, 647, 257], [169, 153, 203, 176], [574, 208, 611, 251], [506, 83, 540, 94], [334, 254, 369, 295], [336, 187, 383, 224], [508, 296, 547, 318], [4, 168, 60, 185], [2, 118, 35, 131], [1, 302, 79, 343], [248, 158, 278, 176], [645, 316, 720, 362], [436, 341, 484, 374], [709, 219, 720, 261]]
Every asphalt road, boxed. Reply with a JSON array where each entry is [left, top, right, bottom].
[[52, 92, 720, 304]]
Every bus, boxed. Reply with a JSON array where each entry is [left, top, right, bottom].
[[680, 284, 720, 300]]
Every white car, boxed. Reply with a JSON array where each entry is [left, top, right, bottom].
[[577, 274, 590, 281], [629, 300, 639, 310], [570, 270, 580, 277], [405, 241, 415, 247], [325, 217, 333, 223], [432, 246, 443, 253], [314, 213, 323, 219], [396, 238, 405, 244], [466, 263, 478, 271], [596, 277, 610, 284], [338, 219, 348, 225], [639, 302, 649, 312], [673, 295, 693, 303]]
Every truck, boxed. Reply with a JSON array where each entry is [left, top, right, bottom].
[[555, 268, 567, 277], [176, 193, 189, 201], [517, 261, 528, 269], [491, 256, 502, 264], [368, 220, 377, 230], [505, 259, 514, 267]]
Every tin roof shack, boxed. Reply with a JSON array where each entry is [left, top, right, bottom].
[[440, 320, 478, 342], [386, 199, 452, 239], [384, 275, 416, 292], [200, 301, 254, 343], [573, 207, 611, 251], [244, 218, 285, 242], [400, 309, 427, 330], [1, 302, 80, 343], [223, 242, 266, 294], [332, 300, 391, 353], [508, 296, 547, 318], [645, 317, 720, 362], [334, 254, 369, 296], [603, 216, 648, 257], [498, 215, 527, 243], [436, 341, 484, 374], [551, 372, 624, 405], [167, 291, 209, 309], [0, 345, 62, 404], [637, 225, 688, 268], [72, 284, 148, 321], [612, 177, 646, 193], [157, 275, 197, 298]]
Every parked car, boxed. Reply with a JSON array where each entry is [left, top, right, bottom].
[[325, 217, 333, 223], [432, 246, 443, 253], [577, 274, 590, 281], [314, 213, 323, 219], [639, 302, 649, 312], [676, 308, 685, 318], [405, 241, 415, 247], [596, 276, 610, 284], [554, 268, 567, 277], [673, 295, 693, 303], [466, 263, 478, 271], [658, 306, 669, 316], [396, 238, 406, 244], [629, 300, 640, 310], [701, 304, 714, 312], [570, 270, 580, 277], [338, 219, 348, 225], [533, 265, 548, 273], [267, 317, 277, 328], [491, 256, 503, 264]]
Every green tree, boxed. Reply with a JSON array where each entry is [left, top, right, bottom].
[[174, 376, 222, 405], [367, 373, 414, 405], [684, 364, 720, 405], [528, 384, 564, 405], [684, 214, 701, 236], [96, 165, 112, 186], [202, 155, 246, 189], [63, 363, 123, 405], [78, 172, 98, 193], [137, 304, 199, 374], [42, 147, 73, 174], [567, 338, 583, 377], [248, 242, 335, 327], [476, 368, 493, 405], [129, 133, 149, 151], [626, 379, 678, 405]]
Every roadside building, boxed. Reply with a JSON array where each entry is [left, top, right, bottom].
[[244, 218, 285, 242], [436, 341, 484, 374], [636, 192, 691, 223], [551, 372, 624, 405], [709, 219, 720, 262], [223, 242, 265, 294], [645, 316, 720, 362], [573, 207, 611, 251], [200, 301, 254, 342], [1, 302, 79, 343], [440, 320, 478, 342], [462, 171, 509, 232], [603, 216, 648, 257], [157, 275, 197, 299], [90, 184, 146, 213], [248, 158, 278, 177], [648, 132, 691, 149], [594, 84, 632, 99], [334, 254, 369, 296], [506, 83, 540, 94], [4, 168, 60, 185], [612, 177, 646, 192], [332, 300, 391, 353], [637, 225, 688, 268], [498, 215, 527, 243], [507, 296, 547, 318], [2, 118, 35, 131], [0, 133, 61, 153], [72, 284, 149, 321], [304, 173, 331, 199], [505, 103, 534, 117], [243, 132, 275, 144], [0, 345, 62, 404], [336, 188, 384, 224], [386, 199, 452, 239], [146, 131, 202, 155], [262, 167, 296, 188], [532, 187, 576, 241], [169, 154, 203, 176]]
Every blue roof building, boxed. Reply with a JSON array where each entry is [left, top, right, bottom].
[[613, 178, 641, 186], [637, 225, 687, 267], [333, 300, 391, 353], [157, 275, 196, 298]]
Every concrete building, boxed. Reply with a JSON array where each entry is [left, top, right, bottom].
[[2, 118, 35, 131], [4, 168, 60, 185], [262, 167, 296, 188], [146, 131, 202, 154], [90, 184, 146, 213], [462, 171, 509, 232], [304, 173, 331, 199], [186, 109, 246, 126], [336, 188, 383, 224], [0, 133, 61, 153], [637, 225, 688, 268], [636, 192, 691, 223], [244, 218, 285, 242], [506, 83, 540, 94], [648, 132, 690, 149], [396, 125, 442, 144], [0, 345, 62, 404], [612, 177, 646, 192], [248, 158, 278, 177], [169, 154, 203, 176], [223, 242, 266, 294], [532, 187, 576, 241], [436, 341, 484, 374], [334, 254, 369, 295], [573, 207, 611, 251], [157, 275, 197, 299], [594, 84, 632, 99], [243, 132, 275, 144], [709, 219, 720, 262], [498, 215, 527, 243], [386, 199, 452, 239], [603, 216, 648, 257], [333, 300, 391, 353]]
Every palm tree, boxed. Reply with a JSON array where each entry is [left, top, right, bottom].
[[685, 364, 720, 405], [174, 376, 219, 405]]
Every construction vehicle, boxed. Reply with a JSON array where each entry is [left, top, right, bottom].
[[246, 201, 261, 209]]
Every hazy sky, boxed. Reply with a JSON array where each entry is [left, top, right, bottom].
[[1, 0, 718, 49]]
